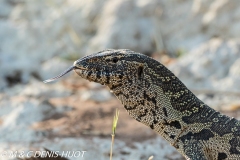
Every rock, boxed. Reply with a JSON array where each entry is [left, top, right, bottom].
[[1, 0, 240, 90], [0, 98, 53, 142], [169, 38, 240, 90], [88, 0, 240, 55], [88, 0, 162, 54], [0, 82, 71, 143], [0, 0, 106, 89]]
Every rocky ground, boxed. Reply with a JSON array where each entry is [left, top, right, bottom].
[[1, 0, 240, 160]]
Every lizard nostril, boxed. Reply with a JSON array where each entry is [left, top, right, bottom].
[[138, 66, 143, 77], [112, 57, 118, 63]]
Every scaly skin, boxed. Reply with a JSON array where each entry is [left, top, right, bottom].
[[45, 49, 240, 160]]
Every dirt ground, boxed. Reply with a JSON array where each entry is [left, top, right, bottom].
[[34, 82, 240, 139], [33, 79, 157, 144]]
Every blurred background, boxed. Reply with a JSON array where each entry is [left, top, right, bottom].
[[0, 0, 240, 159]]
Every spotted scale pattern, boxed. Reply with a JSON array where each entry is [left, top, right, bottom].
[[72, 49, 240, 160]]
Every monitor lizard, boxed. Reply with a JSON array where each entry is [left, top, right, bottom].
[[44, 49, 240, 160]]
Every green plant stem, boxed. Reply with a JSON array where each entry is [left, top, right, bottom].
[[110, 134, 115, 160]]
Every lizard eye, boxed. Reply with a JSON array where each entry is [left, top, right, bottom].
[[112, 57, 118, 63]]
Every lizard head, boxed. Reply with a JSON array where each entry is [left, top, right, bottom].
[[44, 49, 177, 126], [73, 49, 146, 90], [43, 49, 148, 88]]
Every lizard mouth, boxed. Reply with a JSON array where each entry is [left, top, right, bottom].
[[73, 60, 90, 71]]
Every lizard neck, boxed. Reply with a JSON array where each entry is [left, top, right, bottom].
[[112, 81, 193, 146], [112, 76, 223, 158], [111, 61, 240, 159], [110, 61, 226, 153]]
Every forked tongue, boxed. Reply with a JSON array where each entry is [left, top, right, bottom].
[[43, 66, 75, 83]]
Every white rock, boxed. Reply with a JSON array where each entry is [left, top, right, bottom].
[[87, 0, 240, 55], [88, 0, 160, 54], [2, 0, 240, 90], [0, 0, 105, 89], [169, 38, 240, 90], [0, 99, 52, 142]]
